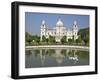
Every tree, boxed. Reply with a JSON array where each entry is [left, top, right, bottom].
[[48, 35, 55, 44], [61, 36, 66, 44], [46, 38, 49, 44], [42, 35, 47, 42], [72, 35, 75, 42], [78, 28, 89, 45], [83, 34, 89, 45], [32, 35, 40, 44], [35, 36, 40, 44], [25, 32, 33, 43], [68, 39, 73, 44], [75, 35, 82, 43]]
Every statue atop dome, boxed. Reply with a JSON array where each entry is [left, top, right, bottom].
[[56, 18, 64, 27]]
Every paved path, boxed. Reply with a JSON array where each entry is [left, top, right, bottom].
[[26, 45, 89, 50]]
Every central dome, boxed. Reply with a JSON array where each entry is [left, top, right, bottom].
[[56, 18, 64, 27]]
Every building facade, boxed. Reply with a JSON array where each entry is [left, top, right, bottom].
[[40, 18, 78, 42]]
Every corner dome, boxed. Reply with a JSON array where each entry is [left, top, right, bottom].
[[42, 20, 46, 24], [73, 20, 77, 25], [56, 18, 64, 27]]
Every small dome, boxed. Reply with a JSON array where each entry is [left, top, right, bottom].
[[56, 18, 64, 27], [42, 20, 45, 24], [73, 20, 77, 25]]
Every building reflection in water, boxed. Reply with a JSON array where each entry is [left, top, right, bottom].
[[26, 48, 89, 68], [35, 48, 79, 65], [54, 49, 65, 64], [40, 50, 45, 65]]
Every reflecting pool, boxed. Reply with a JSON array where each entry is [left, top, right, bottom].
[[25, 48, 89, 68]]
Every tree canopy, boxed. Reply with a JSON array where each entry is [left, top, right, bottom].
[[61, 36, 67, 44]]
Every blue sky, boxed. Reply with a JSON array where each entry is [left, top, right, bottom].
[[25, 12, 89, 35]]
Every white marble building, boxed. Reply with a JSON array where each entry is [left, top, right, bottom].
[[40, 18, 78, 42]]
